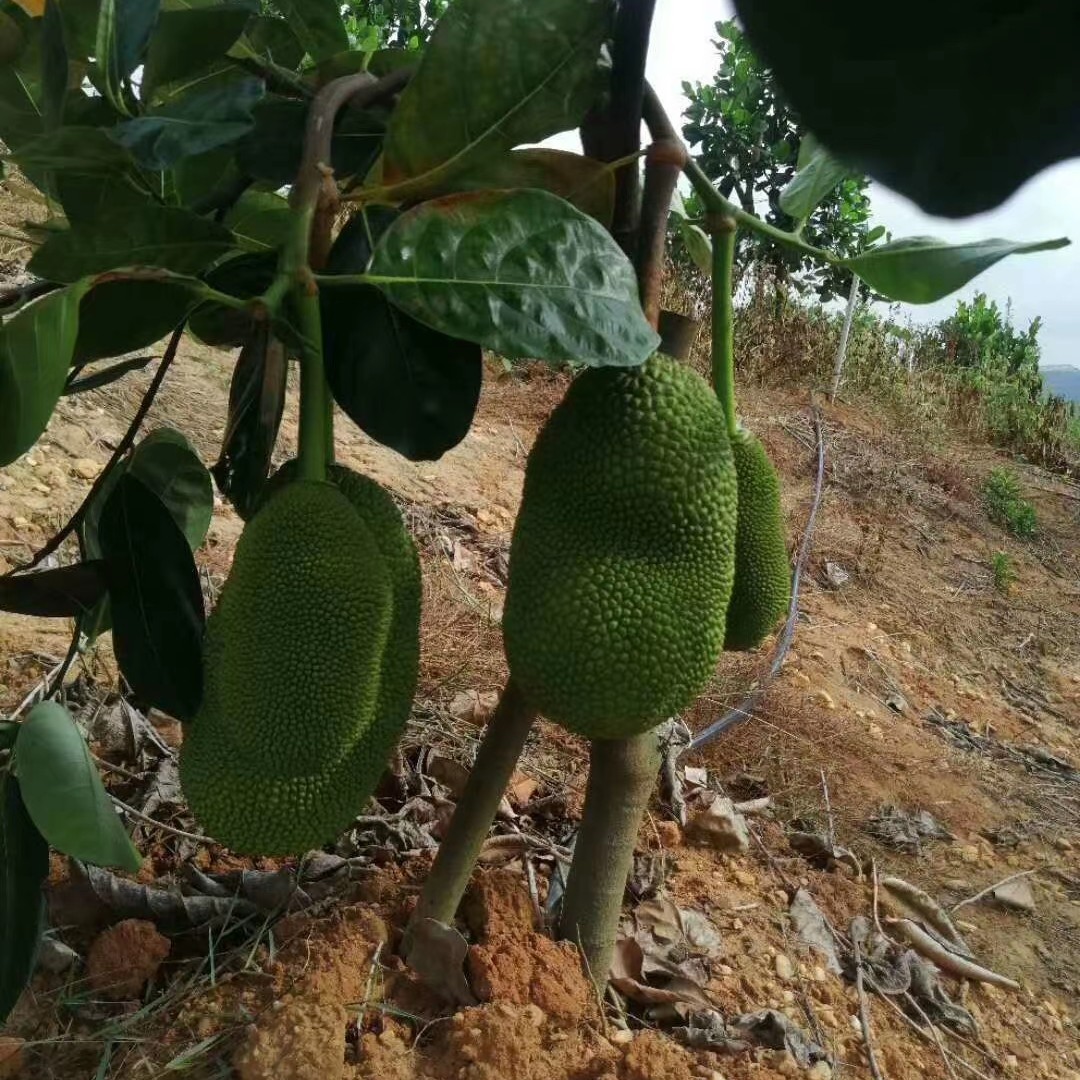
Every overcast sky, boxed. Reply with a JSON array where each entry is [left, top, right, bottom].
[[638, 0, 1080, 370]]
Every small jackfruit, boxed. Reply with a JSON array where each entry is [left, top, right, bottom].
[[503, 354, 738, 740], [180, 474, 420, 855], [724, 429, 790, 651]]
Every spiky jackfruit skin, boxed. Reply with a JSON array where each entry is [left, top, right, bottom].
[[724, 430, 791, 651], [180, 477, 421, 855], [503, 354, 738, 739]]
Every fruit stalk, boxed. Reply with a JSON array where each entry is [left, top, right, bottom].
[[404, 680, 536, 954], [559, 729, 662, 989], [708, 213, 738, 436]]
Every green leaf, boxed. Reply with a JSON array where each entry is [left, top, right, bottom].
[[65, 354, 155, 394], [267, 0, 346, 62], [0, 561, 108, 617], [40, 0, 67, 129], [778, 136, 851, 223], [187, 250, 275, 347], [0, 282, 87, 466], [381, 0, 612, 197], [11, 125, 135, 178], [0, 54, 43, 150], [56, 0, 99, 61], [99, 472, 205, 722], [732, 0, 1080, 216], [127, 428, 214, 551], [143, 3, 253, 98], [29, 203, 234, 282], [0, 10, 24, 66], [225, 188, 290, 251], [364, 189, 659, 367], [441, 148, 615, 226], [109, 73, 263, 171], [230, 13, 303, 70], [0, 772, 48, 1024], [842, 235, 1071, 304], [75, 279, 196, 361], [97, 0, 161, 114], [677, 218, 712, 276], [0, 723, 16, 752], [323, 210, 482, 461], [15, 701, 142, 870], [211, 323, 287, 518]]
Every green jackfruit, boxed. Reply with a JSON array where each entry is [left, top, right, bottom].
[[180, 475, 421, 855], [503, 354, 738, 740], [724, 429, 790, 651]]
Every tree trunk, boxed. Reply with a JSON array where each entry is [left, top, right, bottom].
[[829, 273, 860, 402]]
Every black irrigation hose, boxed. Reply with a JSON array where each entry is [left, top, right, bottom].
[[684, 405, 827, 754]]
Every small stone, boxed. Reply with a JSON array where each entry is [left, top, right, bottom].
[[1052, 837, 1073, 852], [654, 820, 682, 848], [0, 1037, 24, 1080], [813, 689, 835, 710], [37, 937, 79, 974], [775, 953, 795, 982], [72, 457, 100, 480], [86, 919, 170, 998], [807, 1064, 832, 1080], [993, 877, 1036, 913], [733, 869, 756, 887], [686, 797, 750, 853], [1004, 1056, 1019, 1071], [958, 845, 981, 864], [610, 1028, 634, 1045], [868, 723, 884, 740]]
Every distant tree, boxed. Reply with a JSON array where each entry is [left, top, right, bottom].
[[341, 0, 447, 52], [682, 19, 872, 301]]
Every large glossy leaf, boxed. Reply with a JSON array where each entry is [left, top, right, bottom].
[[97, 0, 161, 114], [237, 95, 384, 187], [443, 149, 615, 226], [732, 0, 1080, 217], [381, 0, 612, 196], [75, 279, 196, 362], [40, 0, 66, 129], [187, 250, 276, 347], [226, 188, 291, 251], [170, 144, 244, 211], [16, 701, 142, 870], [0, 773, 48, 1024], [0, 10, 24, 66], [0, 14, 43, 150], [267, 0, 346, 62], [779, 136, 851, 224], [55, 170, 150, 229], [29, 202, 234, 282], [0, 561, 108, 617], [126, 428, 214, 552], [842, 235, 1070, 304], [211, 323, 287, 519], [143, 3, 252, 98], [12, 124, 135, 179], [99, 473, 205, 722], [365, 189, 659, 367], [230, 13, 303, 71], [110, 73, 263, 171], [323, 210, 482, 461], [0, 281, 87, 466]]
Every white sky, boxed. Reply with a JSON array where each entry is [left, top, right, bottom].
[[627, 0, 1080, 369]]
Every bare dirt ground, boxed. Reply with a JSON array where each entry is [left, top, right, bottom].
[[1, 321, 1079, 1079]]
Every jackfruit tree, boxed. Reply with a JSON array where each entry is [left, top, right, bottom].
[[0, 0, 1070, 1020]]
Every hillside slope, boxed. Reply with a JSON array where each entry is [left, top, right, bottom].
[[0, 340, 1078, 1079]]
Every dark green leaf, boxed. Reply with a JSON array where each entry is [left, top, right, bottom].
[[0, 772, 48, 1024], [0, 561, 108, 617], [211, 323, 286, 518], [842, 236, 1071, 304], [170, 145, 244, 211], [0, 10, 23, 66], [29, 203, 234, 282], [11, 124, 135, 177], [442, 148, 615, 226], [0, 723, 16, 751], [367, 47, 417, 78], [732, 0, 1080, 216], [110, 74, 263, 171], [0, 56, 43, 150], [382, 0, 612, 197], [57, 0, 99, 61], [75, 279, 195, 361], [676, 218, 712, 276], [143, 3, 252, 98], [0, 282, 87, 466], [267, 0, 346, 62], [365, 189, 659, 366], [231, 13, 303, 70], [40, 0, 67, 129], [65, 355, 155, 394], [187, 250, 275, 347], [226, 188, 290, 251], [314, 48, 373, 84], [778, 136, 851, 223], [323, 210, 481, 461], [237, 95, 383, 187], [16, 701, 142, 870], [99, 472, 205, 722], [97, 0, 161, 114], [127, 427, 213, 551]]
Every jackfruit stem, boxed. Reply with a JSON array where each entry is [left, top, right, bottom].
[[559, 729, 662, 993], [403, 681, 536, 955], [708, 215, 739, 437], [295, 281, 330, 483]]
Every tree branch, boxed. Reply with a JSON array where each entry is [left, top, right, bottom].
[[636, 139, 686, 327]]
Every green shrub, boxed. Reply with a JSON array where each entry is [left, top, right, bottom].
[[991, 550, 1017, 594], [982, 468, 1037, 538]]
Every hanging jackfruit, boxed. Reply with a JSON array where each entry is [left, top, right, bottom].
[[180, 473, 421, 855], [503, 354, 738, 740], [724, 429, 790, 651]]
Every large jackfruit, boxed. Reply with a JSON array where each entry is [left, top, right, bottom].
[[503, 354, 738, 740], [724, 429, 791, 651], [180, 474, 420, 854]]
